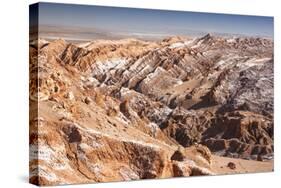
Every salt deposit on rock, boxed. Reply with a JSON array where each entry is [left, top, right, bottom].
[[29, 34, 274, 185]]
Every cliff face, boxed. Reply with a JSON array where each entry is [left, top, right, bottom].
[[29, 34, 273, 185]]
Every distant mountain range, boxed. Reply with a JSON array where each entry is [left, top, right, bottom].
[[30, 24, 271, 43]]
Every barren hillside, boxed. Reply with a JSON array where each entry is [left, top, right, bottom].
[[29, 34, 274, 185]]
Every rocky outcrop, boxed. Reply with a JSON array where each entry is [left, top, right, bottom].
[[205, 58, 273, 117], [202, 111, 273, 160]]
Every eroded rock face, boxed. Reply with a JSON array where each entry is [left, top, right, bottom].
[[171, 145, 213, 177], [202, 111, 273, 160], [29, 34, 273, 185], [206, 58, 273, 117]]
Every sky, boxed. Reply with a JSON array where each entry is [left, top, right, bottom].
[[30, 2, 274, 38]]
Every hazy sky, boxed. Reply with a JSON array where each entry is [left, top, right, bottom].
[[32, 2, 274, 37]]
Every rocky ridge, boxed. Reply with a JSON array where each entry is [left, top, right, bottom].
[[29, 34, 273, 185]]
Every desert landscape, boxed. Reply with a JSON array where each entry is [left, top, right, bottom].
[[29, 33, 273, 185], [29, 2, 274, 186]]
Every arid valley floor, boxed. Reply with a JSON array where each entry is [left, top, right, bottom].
[[29, 34, 273, 185]]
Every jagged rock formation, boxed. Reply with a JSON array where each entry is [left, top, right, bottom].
[[202, 111, 273, 160], [29, 34, 273, 185]]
